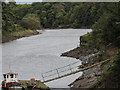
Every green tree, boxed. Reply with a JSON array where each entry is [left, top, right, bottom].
[[2, 2, 16, 34], [20, 14, 42, 30], [13, 4, 31, 22], [92, 2, 120, 47]]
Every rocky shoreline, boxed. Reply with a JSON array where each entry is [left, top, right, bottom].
[[61, 46, 104, 88]]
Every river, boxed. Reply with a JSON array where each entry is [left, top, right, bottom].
[[2, 29, 91, 88]]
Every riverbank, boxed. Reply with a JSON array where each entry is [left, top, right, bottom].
[[61, 45, 103, 88], [61, 33, 118, 88], [18, 80, 49, 89], [68, 64, 103, 88], [2, 28, 76, 43], [2, 30, 40, 43]]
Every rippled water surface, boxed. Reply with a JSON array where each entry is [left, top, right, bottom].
[[2, 29, 91, 88]]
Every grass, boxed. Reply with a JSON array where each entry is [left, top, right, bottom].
[[2, 24, 40, 43], [11, 30, 38, 37], [81, 32, 95, 48], [2, 29, 39, 43], [19, 80, 49, 89]]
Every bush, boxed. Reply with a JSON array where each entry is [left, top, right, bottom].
[[20, 14, 42, 30]]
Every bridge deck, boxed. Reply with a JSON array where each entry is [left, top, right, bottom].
[[42, 59, 110, 83]]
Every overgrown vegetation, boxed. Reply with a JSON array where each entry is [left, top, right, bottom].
[[2, 2, 42, 42], [80, 2, 120, 88], [94, 49, 120, 88]]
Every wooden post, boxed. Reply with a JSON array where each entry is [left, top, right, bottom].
[[56, 69, 59, 77], [41, 74, 45, 82]]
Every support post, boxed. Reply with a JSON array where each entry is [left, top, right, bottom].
[[69, 65, 72, 72], [56, 69, 59, 77], [41, 74, 45, 82]]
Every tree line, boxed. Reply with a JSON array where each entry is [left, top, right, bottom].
[[2, 2, 102, 32], [2, 2, 120, 47]]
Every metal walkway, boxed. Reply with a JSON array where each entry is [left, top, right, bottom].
[[42, 59, 110, 83]]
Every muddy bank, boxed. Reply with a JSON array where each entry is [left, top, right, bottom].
[[61, 46, 100, 64], [61, 46, 104, 88], [2, 30, 40, 43], [69, 64, 103, 88]]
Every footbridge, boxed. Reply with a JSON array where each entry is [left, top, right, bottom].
[[41, 59, 110, 83]]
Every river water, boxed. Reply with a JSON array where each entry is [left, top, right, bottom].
[[2, 29, 91, 88]]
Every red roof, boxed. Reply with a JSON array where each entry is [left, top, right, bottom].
[[8, 72, 15, 74], [30, 78, 36, 81], [3, 72, 17, 75]]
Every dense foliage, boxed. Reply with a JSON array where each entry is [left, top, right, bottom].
[[78, 2, 120, 48], [2, 2, 16, 34], [2, 2, 104, 34], [20, 14, 41, 30], [92, 2, 120, 47], [109, 50, 120, 88]]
